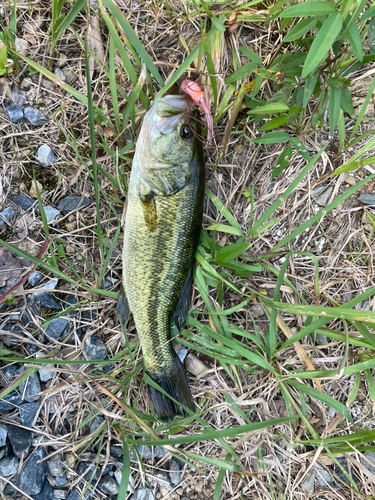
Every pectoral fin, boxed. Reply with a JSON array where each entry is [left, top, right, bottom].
[[141, 194, 157, 232]]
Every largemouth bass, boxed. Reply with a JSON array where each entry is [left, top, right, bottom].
[[118, 86, 205, 420]]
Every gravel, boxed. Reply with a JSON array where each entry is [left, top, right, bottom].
[[8, 424, 33, 459], [45, 317, 69, 341], [57, 195, 91, 214], [5, 104, 24, 123], [0, 206, 18, 227], [19, 401, 40, 427], [0, 424, 7, 446], [38, 144, 55, 166], [83, 336, 107, 360], [0, 456, 19, 476], [12, 193, 37, 211], [24, 106, 47, 126], [19, 448, 47, 495]]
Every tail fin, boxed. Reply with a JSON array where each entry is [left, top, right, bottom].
[[147, 356, 195, 421]]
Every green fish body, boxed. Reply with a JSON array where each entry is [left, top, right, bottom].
[[118, 92, 205, 420]]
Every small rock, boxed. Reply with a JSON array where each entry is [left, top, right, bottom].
[[334, 457, 351, 486], [54, 68, 66, 82], [20, 299, 40, 327], [5, 104, 24, 123], [344, 176, 356, 186], [28, 272, 43, 287], [3, 475, 20, 496], [100, 474, 119, 495], [43, 206, 60, 223], [57, 196, 91, 214], [24, 106, 47, 126], [249, 304, 264, 317], [37, 144, 55, 167], [137, 488, 155, 500], [0, 424, 7, 446], [176, 347, 188, 363], [84, 336, 107, 360], [155, 472, 173, 491], [301, 468, 316, 493], [90, 414, 104, 434], [41, 78, 55, 91], [15, 37, 29, 56], [314, 187, 332, 206], [45, 317, 69, 341], [20, 77, 33, 90], [11, 87, 27, 105], [169, 458, 182, 485], [8, 424, 32, 459], [66, 490, 80, 500], [29, 180, 44, 198], [64, 68, 78, 85], [315, 333, 328, 345], [19, 401, 40, 427], [55, 475, 68, 486], [16, 366, 41, 401], [114, 469, 134, 491], [185, 353, 210, 377], [54, 490, 68, 499], [57, 53, 68, 68], [65, 245, 75, 254], [0, 456, 19, 476], [103, 276, 119, 289], [33, 479, 54, 500], [0, 206, 18, 227], [360, 451, 375, 474], [0, 391, 23, 413], [314, 462, 332, 485], [39, 365, 54, 382], [19, 448, 47, 495], [33, 279, 59, 296], [358, 194, 375, 206], [35, 293, 62, 310], [0, 77, 11, 100], [12, 193, 37, 211]]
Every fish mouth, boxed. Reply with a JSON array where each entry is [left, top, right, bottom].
[[154, 94, 188, 134]]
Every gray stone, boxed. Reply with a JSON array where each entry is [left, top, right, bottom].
[[33, 279, 59, 297], [24, 106, 47, 126], [55, 475, 68, 486], [20, 77, 33, 90], [137, 488, 155, 500], [154, 472, 173, 491], [5, 105, 24, 123], [103, 276, 119, 289], [315, 333, 328, 345], [15, 37, 29, 56], [28, 271, 43, 287], [54, 490, 68, 499], [57, 196, 91, 214], [16, 366, 41, 401], [35, 293, 62, 310], [90, 414, 104, 434], [8, 424, 32, 459], [43, 206, 60, 223], [358, 194, 375, 206], [37, 144, 55, 167], [169, 458, 182, 485], [19, 401, 40, 427], [114, 469, 134, 491], [57, 54, 68, 68], [66, 490, 80, 500], [11, 87, 27, 106], [0, 423, 7, 446], [84, 336, 107, 360], [176, 347, 188, 363], [301, 467, 315, 493], [19, 448, 47, 495], [54, 68, 66, 82], [20, 299, 40, 327], [0, 456, 19, 476], [45, 317, 69, 341], [12, 193, 36, 211], [249, 303, 265, 317], [334, 457, 351, 486], [47, 453, 64, 476], [314, 187, 332, 206], [314, 462, 332, 485], [0, 206, 18, 227], [0, 391, 22, 413], [99, 474, 119, 495], [33, 479, 54, 500], [360, 451, 375, 474], [3, 474, 19, 496], [39, 365, 54, 382]]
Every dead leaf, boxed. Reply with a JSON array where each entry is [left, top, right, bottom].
[[87, 15, 106, 79], [361, 180, 375, 194]]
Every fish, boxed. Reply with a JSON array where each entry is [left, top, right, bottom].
[[118, 83, 209, 420]]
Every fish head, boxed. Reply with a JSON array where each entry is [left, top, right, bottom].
[[136, 93, 201, 170]]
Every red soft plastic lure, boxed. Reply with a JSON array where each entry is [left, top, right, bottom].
[[180, 79, 214, 145]]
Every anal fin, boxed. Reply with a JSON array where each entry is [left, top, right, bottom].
[[170, 266, 194, 333], [117, 282, 130, 326]]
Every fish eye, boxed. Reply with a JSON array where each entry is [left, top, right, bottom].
[[180, 124, 193, 139]]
